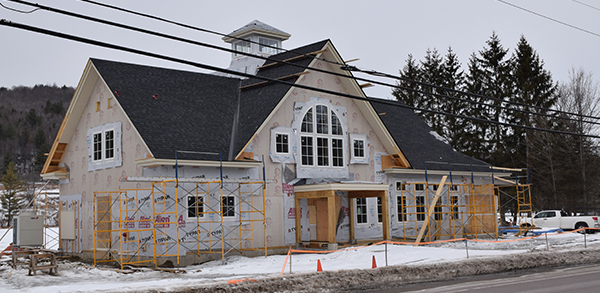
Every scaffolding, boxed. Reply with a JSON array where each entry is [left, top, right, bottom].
[[33, 191, 59, 250], [396, 181, 497, 241], [92, 177, 267, 269], [393, 162, 531, 242]]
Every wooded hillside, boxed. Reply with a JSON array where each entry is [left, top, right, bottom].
[[0, 84, 74, 181]]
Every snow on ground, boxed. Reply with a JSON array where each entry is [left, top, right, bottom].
[[0, 228, 599, 293]]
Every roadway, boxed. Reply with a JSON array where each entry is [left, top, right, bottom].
[[372, 264, 600, 293]]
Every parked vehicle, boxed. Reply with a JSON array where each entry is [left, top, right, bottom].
[[528, 210, 600, 233]]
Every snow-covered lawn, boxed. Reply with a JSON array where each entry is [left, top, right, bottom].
[[0, 228, 599, 293]]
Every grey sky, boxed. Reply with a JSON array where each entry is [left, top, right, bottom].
[[1, 0, 599, 100]]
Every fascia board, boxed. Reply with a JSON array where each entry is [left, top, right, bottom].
[[294, 183, 389, 193], [135, 158, 262, 168], [384, 168, 508, 178]]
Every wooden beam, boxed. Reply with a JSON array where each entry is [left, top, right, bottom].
[[296, 190, 336, 199], [239, 72, 309, 90], [348, 190, 382, 199], [344, 58, 360, 63], [414, 176, 447, 246], [256, 49, 328, 70], [359, 83, 373, 88]]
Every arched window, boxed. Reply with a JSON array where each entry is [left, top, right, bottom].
[[299, 104, 345, 167]]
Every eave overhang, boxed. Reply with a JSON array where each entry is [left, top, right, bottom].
[[294, 182, 389, 193], [135, 158, 263, 168]]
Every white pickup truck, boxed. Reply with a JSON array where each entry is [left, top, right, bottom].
[[531, 210, 600, 233]]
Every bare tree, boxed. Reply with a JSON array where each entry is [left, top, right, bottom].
[[556, 68, 600, 210]]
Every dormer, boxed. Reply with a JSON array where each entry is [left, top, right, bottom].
[[221, 20, 291, 76]]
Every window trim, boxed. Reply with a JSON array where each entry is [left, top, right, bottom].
[[299, 104, 345, 168], [234, 38, 251, 56], [222, 195, 236, 218], [355, 198, 368, 225], [186, 195, 205, 219], [258, 37, 279, 54], [274, 133, 290, 155]]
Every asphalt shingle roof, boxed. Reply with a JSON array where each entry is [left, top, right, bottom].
[[369, 100, 490, 171], [90, 40, 490, 171]]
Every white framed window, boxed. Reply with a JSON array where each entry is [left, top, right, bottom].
[[234, 39, 251, 55], [434, 199, 442, 221], [349, 133, 368, 164], [93, 132, 102, 161], [222, 195, 235, 218], [187, 195, 205, 218], [92, 129, 115, 162], [258, 37, 279, 54], [105, 130, 115, 159], [416, 196, 426, 221], [355, 198, 367, 224], [275, 133, 289, 154], [415, 184, 425, 191], [397, 195, 407, 222], [300, 104, 345, 168], [87, 121, 122, 171], [377, 197, 383, 223]]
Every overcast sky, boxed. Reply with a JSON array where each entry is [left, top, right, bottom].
[[1, 0, 599, 100]]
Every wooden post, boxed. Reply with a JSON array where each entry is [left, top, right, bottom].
[[381, 190, 390, 240], [294, 197, 301, 244], [328, 194, 336, 245], [349, 195, 355, 242], [414, 176, 447, 246]]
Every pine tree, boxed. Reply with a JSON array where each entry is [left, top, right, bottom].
[[420, 48, 445, 135], [0, 161, 26, 227], [440, 47, 468, 151], [465, 32, 512, 165], [392, 54, 423, 109]]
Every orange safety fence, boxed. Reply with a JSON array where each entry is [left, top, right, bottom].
[[280, 227, 599, 275]]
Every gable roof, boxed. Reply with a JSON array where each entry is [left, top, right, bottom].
[[42, 38, 490, 176], [91, 59, 240, 161]]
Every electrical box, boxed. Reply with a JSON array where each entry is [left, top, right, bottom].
[[13, 211, 44, 247]]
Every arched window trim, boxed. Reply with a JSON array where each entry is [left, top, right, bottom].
[[298, 103, 346, 168]]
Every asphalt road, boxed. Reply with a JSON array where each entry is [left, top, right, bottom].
[[372, 264, 600, 293]]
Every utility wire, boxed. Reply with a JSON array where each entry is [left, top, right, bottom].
[[79, 0, 345, 67], [8, 0, 600, 127], [1, 18, 599, 140], [0, 1, 37, 13], [75, 0, 600, 123], [571, 0, 600, 12], [497, 0, 600, 38]]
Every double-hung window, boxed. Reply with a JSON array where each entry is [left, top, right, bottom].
[[300, 105, 345, 168], [187, 195, 204, 218], [275, 133, 289, 154], [92, 129, 115, 162], [356, 198, 367, 224], [222, 196, 235, 217]]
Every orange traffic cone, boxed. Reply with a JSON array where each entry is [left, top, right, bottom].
[[372, 255, 377, 269], [317, 259, 323, 272]]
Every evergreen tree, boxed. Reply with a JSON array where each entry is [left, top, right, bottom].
[[33, 129, 49, 173], [509, 35, 557, 172], [393, 54, 423, 109], [0, 162, 26, 227], [439, 47, 468, 151], [419, 48, 445, 135], [465, 33, 513, 165]]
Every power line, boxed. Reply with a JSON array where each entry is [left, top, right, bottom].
[[72, 0, 600, 124], [1, 19, 599, 140], [10, 0, 600, 127], [572, 0, 600, 12], [0, 1, 38, 13], [10, 0, 600, 128], [71, 0, 600, 124], [78, 0, 345, 68], [496, 0, 600, 38]]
